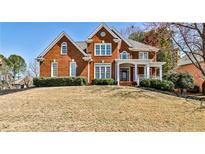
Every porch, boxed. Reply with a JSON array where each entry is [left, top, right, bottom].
[[115, 59, 166, 86]]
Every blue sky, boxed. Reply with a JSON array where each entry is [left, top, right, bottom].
[[0, 22, 143, 63]]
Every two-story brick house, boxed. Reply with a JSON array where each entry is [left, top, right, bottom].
[[37, 23, 165, 85]]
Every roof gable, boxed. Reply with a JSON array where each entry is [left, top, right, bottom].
[[111, 28, 132, 47], [38, 32, 87, 58], [87, 23, 119, 39]]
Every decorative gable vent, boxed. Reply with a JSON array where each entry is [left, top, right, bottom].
[[100, 31, 106, 37]]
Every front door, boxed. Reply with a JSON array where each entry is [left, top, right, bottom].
[[120, 68, 129, 81]]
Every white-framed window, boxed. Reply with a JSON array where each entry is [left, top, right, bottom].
[[94, 63, 111, 79], [94, 43, 112, 56], [51, 62, 58, 77], [61, 42, 68, 55], [139, 52, 149, 59], [120, 51, 129, 59], [70, 61, 77, 77]]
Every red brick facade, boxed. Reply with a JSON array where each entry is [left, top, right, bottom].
[[38, 24, 159, 84], [40, 36, 88, 78]]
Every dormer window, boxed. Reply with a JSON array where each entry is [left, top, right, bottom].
[[139, 52, 148, 59], [120, 51, 129, 59], [61, 42, 68, 55]]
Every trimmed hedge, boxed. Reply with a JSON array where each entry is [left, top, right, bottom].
[[150, 79, 161, 89], [140, 79, 174, 92], [33, 77, 87, 87], [139, 79, 151, 87], [93, 78, 116, 85]]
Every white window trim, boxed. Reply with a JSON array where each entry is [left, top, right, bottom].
[[94, 43, 112, 56], [139, 52, 149, 60], [94, 63, 112, 79], [120, 51, 129, 59], [51, 62, 58, 77], [70, 61, 77, 77], [61, 42, 68, 55]]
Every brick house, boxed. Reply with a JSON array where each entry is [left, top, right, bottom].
[[176, 52, 205, 90], [37, 23, 165, 85]]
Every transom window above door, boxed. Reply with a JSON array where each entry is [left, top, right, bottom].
[[95, 43, 112, 56], [139, 52, 149, 59], [120, 51, 129, 59]]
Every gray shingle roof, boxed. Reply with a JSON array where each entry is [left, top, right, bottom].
[[178, 51, 203, 66], [126, 39, 159, 52], [75, 39, 158, 53], [75, 41, 87, 52]]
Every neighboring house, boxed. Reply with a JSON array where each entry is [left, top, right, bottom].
[[37, 23, 165, 85], [176, 52, 205, 90]]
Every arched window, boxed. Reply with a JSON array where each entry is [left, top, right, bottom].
[[61, 42, 68, 55], [120, 51, 129, 59]]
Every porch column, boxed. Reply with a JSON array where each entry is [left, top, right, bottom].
[[159, 65, 162, 81], [117, 62, 120, 85], [134, 63, 138, 85], [146, 64, 150, 79]]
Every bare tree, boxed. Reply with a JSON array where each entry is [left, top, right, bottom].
[[29, 60, 39, 77], [169, 23, 205, 77], [146, 23, 205, 78], [120, 25, 144, 38], [0, 57, 13, 89]]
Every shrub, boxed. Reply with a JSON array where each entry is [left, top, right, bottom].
[[139, 79, 151, 87], [140, 79, 174, 92], [164, 72, 194, 91], [160, 80, 174, 91], [150, 79, 161, 89], [33, 77, 87, 87], [188, 85, 200, 93], [93, 78, 116, 85]]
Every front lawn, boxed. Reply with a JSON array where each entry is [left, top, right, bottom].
[[0, 86, 205, 131]]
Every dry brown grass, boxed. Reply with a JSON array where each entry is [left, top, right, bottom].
[[0, 86, 205, 131]]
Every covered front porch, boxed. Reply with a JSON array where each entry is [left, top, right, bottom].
[[115, 59, 165, 86]]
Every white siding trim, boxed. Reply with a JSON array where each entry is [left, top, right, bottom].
[[38, 32, 87, 58], [87, 23, 118, 39]]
